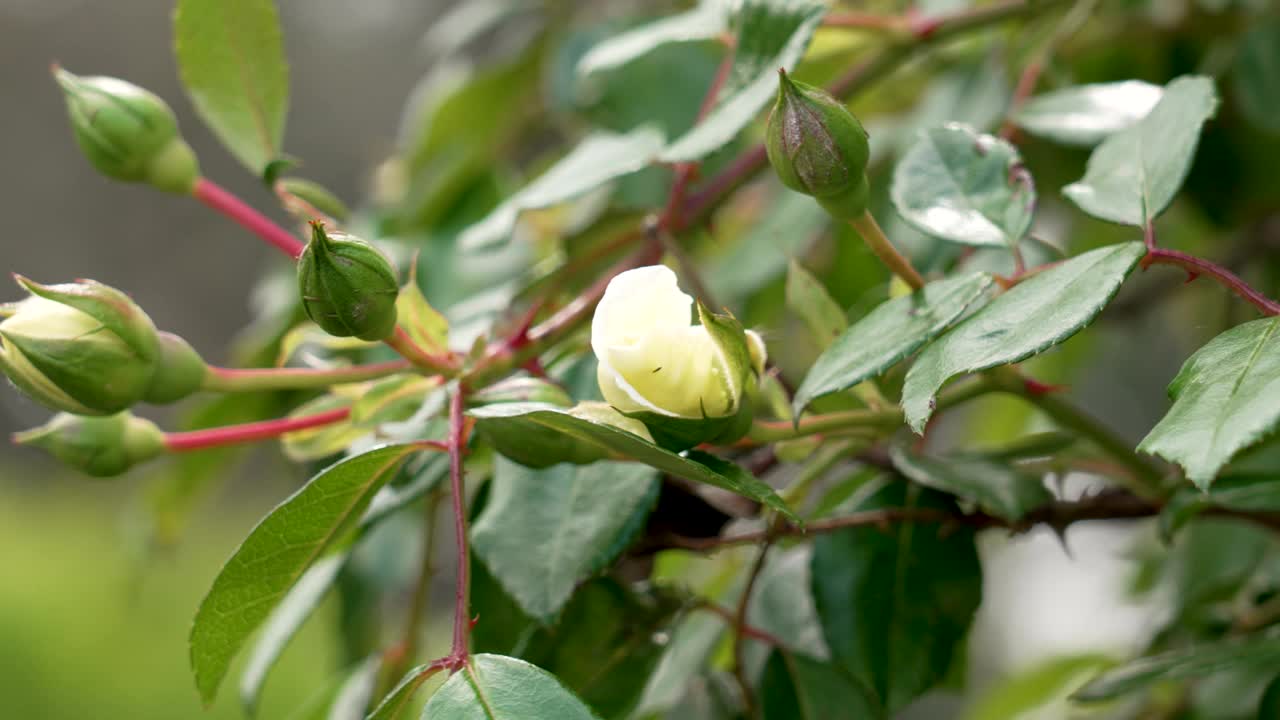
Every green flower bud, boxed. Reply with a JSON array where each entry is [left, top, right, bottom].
[[765, 69, 871, 220], [0, 276, 160, 415], [53, 67, 200, 194], [13, 411, 165, 478], [298, 222, 400, 341], [144, 332, 207, 404]]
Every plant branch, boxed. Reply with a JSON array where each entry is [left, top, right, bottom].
[[693, 601, 788, 648], [733, 537, 774, 720], [999, 0, 1098, 139], [201, 359, 415, 393], [191, 177, 306, 259], [443, 388, 471, 671], [660, 51, 736, 231], [1144, 248, 1280, 317], [385, 327, 463, 376], [849, 211, 926, 290], [163, 407, 357, 452]]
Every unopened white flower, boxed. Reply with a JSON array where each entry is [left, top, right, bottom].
[[591, 265, 764, 419]]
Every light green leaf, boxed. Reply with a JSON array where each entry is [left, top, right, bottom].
[[396, 264, 449, 356], [459, 127, 666, 251], [811, 483, 982, 714], [1074, 634, 1280, 702], [794, 272, 991, 416], [786, 260, 847, 351], [759, 651, 878, 720], [469, 402, 797, 519], [471, 457, 659, 621], [422, 654, 601, 720], [903, 242, 1144, 432], [576, 0, 729, 77], [963, 655, 1113, 720], [1013, 81, 1163, 146], [190, 444, 420, 705], [240, 553, 346, 715], [174, 0, 288, 174], [1234, 19, 1280, 135], [365, 663, 441, 720], [659, 0, 827, 162], [1139, 317, 1280, 489], [889, 444, 1053, 521], [281, 395, 365, 462], [1064, 76, 1218, 227], [891, 124, 1035, 247]]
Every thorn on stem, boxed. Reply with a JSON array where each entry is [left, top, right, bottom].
[[1023, 377, 1067, 397]]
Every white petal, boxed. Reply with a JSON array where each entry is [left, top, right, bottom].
[[590, 265, 693, 357], [604, 325, 732, 418]]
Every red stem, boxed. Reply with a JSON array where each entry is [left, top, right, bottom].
[[823, 11, 911, 33], [164, 407, 351, 452], [202, 359, 414, 391], [1146, 248, 1280, 316], [192, 178, 306, 259], [661, 51, 736, 231], [444, 389, 471, 670]]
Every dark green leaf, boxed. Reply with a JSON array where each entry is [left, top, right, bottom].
[[1259, 674, 1280, 720], [190, 444, 420, 704], [1013, 81, 1163, 146], [1234, 19, 1280, 135], [1074, 633, 1280, 702], [889, 445, 1052, 521], [1161, 476, 1280, 537], [660, 0, 827, 161], [759, 651, 879, 720], [468, 403, 797, 519], [365, 663, 442, 720], [811, 482, 982, 715], [903, 242, 1144, 432], [1139, 318, 1280, 488], [471, 457, 659, 621], [786, 260, 847, 351], [422, 654, 601, 719], [794, 272, 991, 415], [575, 1, 727, 76], [459, 127, 666, 251], [891, 124, 1035, 248], [240, 553, 347, 715], [1064, 76, 1218, 227], [174, 0, 288, 173]]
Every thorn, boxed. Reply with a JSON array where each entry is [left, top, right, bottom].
[[1183, 270, 1200, 285], [1023, 377, 1067, 397], [1139, 253, 1155, 270]]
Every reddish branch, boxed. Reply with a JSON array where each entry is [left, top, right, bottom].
[[163, 407, 354, 452], [1143, 223, 1280, 316], [443, 389, 472, 671], [192, 178, 306, 259]]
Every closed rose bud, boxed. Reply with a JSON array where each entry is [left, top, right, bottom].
[[0, 276, 160, 415], [53, 67, 199, 194], [766, 69, 871, 220], [13, 411, 165, 478], [298, 222, 400, 341]]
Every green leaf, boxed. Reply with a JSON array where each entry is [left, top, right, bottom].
[[240, 553, 346, 715], [281, 395, 365, 462], [891, 124, 1035, 248], [459, 127, 666, 251], [190, 444, 420, 705], [889, 445, 1053, 522], [422, 654, 601, 719], [759, 651, 879, 720], [468, 402, 797, 520], [365, 663, 442, 720], [962, 655, 1113, 720], [811, 482, 982, 715], [659, 0, 827, 162], [794, 272, 991, 416], [902, 242, 1144, 432], [471, 457, 659, 621], [1013, 81, 1163, 146], [1063, 76, 1218, 227], [1161, 476, 1280, 537], [1139, 318, 1280, 488], [575, 0, 729, 77], [1259, 674, 1280, 720], [395, 264, 449, 356], [1234, 19, 1280, 135], [706, 191, 829, 304], [1073, 633, 1280, 702], [174, 0, 288, 174], [748, 547, 831, 660], [786, 260, 848, 351]]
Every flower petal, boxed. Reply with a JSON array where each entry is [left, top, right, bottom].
[[590, 265, 693, 357], [603, 325, 732, 418]]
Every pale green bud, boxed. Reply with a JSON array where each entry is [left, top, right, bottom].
[[14, 411, 165, 478], [765, 70, 871, 220], [144, 332, 208, 404], [298, 222, 400, 341], [53, 67, 200, 194]]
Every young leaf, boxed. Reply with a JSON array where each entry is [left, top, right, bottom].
[[422, 654, 601, 719], [1139, 317, 1280, 489], [659, 0, 827, 162], [891, 124, 1035, 248], [470, 457, 659, 621], [576, 0, 729, 77], [1073, 634, 1280, 702], [759, 651, 879, 720], [902, 242, 1144, 432], [1063, 76, 1218, 227], [365, 663, 443, 720], [811, 482, 982, 715], [469, 402, 798, 520], [240, 553, 346, 715], [889, 444, 1053, 522], [174, 0, 289, 174], [395, 264, 449, 356], [1013, 81, 1163, 146], [459, 127, 666, 251], [794, 272, 992, 416], [786, 260, 848, 351], [189, 443, 421, 705]]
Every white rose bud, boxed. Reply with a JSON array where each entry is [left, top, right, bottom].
[[591, 266, 764, 422]]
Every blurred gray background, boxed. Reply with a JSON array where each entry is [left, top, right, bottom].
[[0, 0, 445, 434]]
